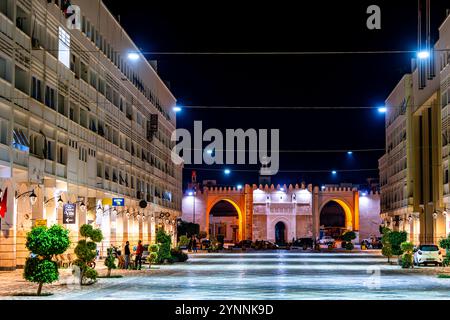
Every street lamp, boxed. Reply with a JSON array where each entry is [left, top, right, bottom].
[[331, 170, 337, 175], [173, 106, 182, 113], [127, 52, 140, 61], [417, 50, 430, 59], [347, 151, 353, 155], [224, 169, 231, 175], [16, 189, 38, 206], [237, 185, 243, 190], [378, 106, 387, 113]]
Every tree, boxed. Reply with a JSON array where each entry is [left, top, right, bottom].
[[23, 225, 70, 295], [178, 235, 189, 248], [389, 231, 408, 257], [147, 244, 159, 268], [341, 231, 356, 250], [104, 247, 117, 277], [381, 228, 393, 263], [156, 229, 172, 263], [74, 224, 103, 285], [439, 235, 450, 267], [400, 242, 414, 269], [177, 220, 199, 238]]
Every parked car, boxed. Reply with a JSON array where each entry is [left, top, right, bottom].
[[414, 244, 443, 266], [234, 240, 253, 249], [291, 238, 314, 250], [262, 241, 279, 250], [319, 236, 335, 245]]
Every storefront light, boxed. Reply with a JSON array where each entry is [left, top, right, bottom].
[[57, 195, 64, 208], [29, 190, 37, 206]]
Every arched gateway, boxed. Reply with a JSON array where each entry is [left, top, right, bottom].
[[181, 184, 379, 243]]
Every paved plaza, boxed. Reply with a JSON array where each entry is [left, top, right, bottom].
[[1, 251, 450, 300]]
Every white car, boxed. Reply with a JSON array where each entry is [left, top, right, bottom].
[[319, 236, 335, 245], [413, 244, 443, 266]]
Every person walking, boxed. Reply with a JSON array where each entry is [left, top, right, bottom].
[[192, 236, 198, 253], [124, 241, 131, 270], [188, 236, 193, 252], [135, 240, 144, 270]]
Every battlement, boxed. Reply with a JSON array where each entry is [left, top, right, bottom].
[[319, 186, 358, 192]]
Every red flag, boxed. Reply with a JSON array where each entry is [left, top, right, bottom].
[[0, 188, 7, 219]]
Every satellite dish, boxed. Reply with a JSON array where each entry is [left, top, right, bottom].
[[139, 200, 148, 209]]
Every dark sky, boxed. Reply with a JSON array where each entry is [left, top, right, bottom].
[[103, 0, 450, 190]]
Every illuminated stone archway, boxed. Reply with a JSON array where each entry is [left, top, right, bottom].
[[319, 198, 354, 231], [207, 198, 243, 242]]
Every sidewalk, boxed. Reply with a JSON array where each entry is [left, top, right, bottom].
[[0, 260, 172, 298]]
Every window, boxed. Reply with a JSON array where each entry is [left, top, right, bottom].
[[89, 117, 97, 133], [98, 77, 105, 95], [97, 162, 102, 177], [0, 56, 12, 83], [112, 90, 119, 108], [80, 108, 88, 128], [105, 84, 112, 102], [0, 0, 13, 20], [69, 103, 79, 123], [0, 119, 8, 145], [16, 5, 31, 36], [12, 127, 29, 151], [57, 145, 66, 165], [31, 77, 43, 102], [58, 27, 71, 69], [58, 94, 67, 116], [46, 140, 55, 161], [80, 61, 88, 82], [44, 86, 56, 110], [89, 70, 97, 88], [14, 66, 28, 94]]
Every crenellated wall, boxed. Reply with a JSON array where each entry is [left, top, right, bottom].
[[181, 183, 381, 243]]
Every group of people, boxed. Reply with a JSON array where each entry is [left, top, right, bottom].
[[187, 235, 198, 252], [110, 240, 144, 270]]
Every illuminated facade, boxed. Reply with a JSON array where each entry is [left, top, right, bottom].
[[181, 184, 380, 244], [380, 13, 450, 245], [0, 0, 182, 270]]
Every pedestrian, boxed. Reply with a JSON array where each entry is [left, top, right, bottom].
[[192, 236, 198, 253], [135, 240, 143, 270], [124, 241, 131, 270], [188, 237, 193, 252]]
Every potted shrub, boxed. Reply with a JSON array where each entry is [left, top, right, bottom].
[[156, 229, 172, 264], [73, 224, 103, 285], [147, 244, 159, 268], [104, 247, 117, 277], [342, 231, 356, 251], [400, 241, 414, 269], [23, 225, 71, 296], [381, 227, 393, 263]]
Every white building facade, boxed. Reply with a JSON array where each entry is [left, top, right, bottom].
[[0, 0, 182, 270]]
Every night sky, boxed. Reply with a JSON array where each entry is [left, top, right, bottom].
[[103, 0, 449, 190]]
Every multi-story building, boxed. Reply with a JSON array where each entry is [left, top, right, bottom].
[[379, 75, 416, 241], [0, 0, 183, 270], [380, 11, 450, 245]]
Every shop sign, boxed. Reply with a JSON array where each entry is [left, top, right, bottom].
[[35, 219, 47, 227], [63, 203, 76, 224], [112, 198, 125, 207]]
